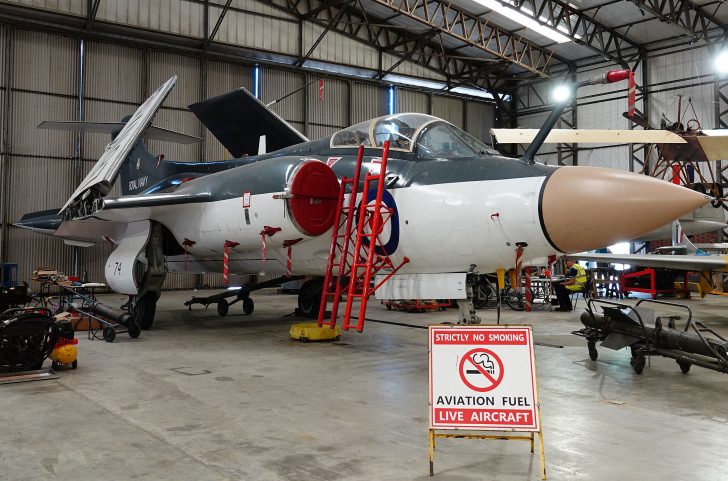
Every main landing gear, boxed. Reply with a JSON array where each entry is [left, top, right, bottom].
[[132, 222, 168, 330]]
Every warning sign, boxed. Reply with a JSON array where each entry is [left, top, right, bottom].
[[429, 326, 539, 431]]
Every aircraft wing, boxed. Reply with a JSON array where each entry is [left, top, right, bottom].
[[188, 88, 308, 157], [490, 128, 686, 144], [60, 76, 177, 215], [695, 133, 728, 161], [568, 252, 728, 272]]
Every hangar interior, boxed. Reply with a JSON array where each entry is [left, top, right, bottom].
[[1, 0, 728, 480]]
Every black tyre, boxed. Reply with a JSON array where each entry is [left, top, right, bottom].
[[128, 322, 141, 339], [217, 299, 229, 317], [631, 356, 645, 375], [298, 279, 323, 318], [71, 359, 78, 369], [472, 282, 491, 309], [52, 360, 60, 371], [103, 327, 116, 343], [300, 336, 308, 343], [587, 341, 598, 361], [135, 293, 157, 330], [506, 287, 531, 311], [243, 298, 254, 315], [677, 360, 691, 374]]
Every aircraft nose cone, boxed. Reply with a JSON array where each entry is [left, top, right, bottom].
[[540, 166, 710, 253]]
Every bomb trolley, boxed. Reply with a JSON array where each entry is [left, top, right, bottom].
[[61, 285, 140, 343], [574, 298, 728, 375]]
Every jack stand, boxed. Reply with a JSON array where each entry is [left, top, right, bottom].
[[459, 270, 481, 325]]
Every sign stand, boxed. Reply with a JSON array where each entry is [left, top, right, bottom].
[[428, 325, 546, 479]]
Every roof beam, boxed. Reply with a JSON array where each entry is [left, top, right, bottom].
[[631, 0, 727, 42], [509, 0, 642, 68], [369, 0, 566, 77], [86, 0, 101, 30], [204, 0, 233, 49], [257, 0, 530, 88]]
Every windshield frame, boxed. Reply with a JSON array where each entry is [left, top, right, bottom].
[[329, 113, 439, 153]]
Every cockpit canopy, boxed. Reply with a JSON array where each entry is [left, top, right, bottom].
[[330, 113, 498, 159]]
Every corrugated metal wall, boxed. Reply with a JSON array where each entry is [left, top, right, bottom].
[[432, 95, 464, 128], [397, 88, 429, 115], [351, 82, 386, 124], [0, 21, 499, 292], [5, 29, 79, 283], [647, 47, 715, 130]]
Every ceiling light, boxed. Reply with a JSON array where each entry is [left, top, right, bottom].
[[382, 74, 447, 91], [473, 0, 574, 44], [715, 50, 728, 75], [552, 84, 572, 103]]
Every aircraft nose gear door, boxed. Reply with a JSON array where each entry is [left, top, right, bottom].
[[105, 221, 152, 295], [105, 220, 168, 330]]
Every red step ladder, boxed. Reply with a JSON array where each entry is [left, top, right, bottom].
[[317, 141, 409, 332]]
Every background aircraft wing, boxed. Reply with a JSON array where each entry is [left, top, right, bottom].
[[188, 87, 308, 157], [491, 128, 686, 144], [37, 121, 200, 144], [568, 252, 728, 272]]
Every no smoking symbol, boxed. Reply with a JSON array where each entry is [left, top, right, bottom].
[[459, 348, 504, 392]]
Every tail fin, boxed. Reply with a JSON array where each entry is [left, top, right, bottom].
[[671, 220, 706, 254], [188, 88, 307, 157], [119, 139, 169, 196]]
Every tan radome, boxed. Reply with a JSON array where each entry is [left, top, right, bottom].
[[541, 166, 711, 253]]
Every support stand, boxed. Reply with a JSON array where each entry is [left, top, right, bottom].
[[428, 405, 546, 479]]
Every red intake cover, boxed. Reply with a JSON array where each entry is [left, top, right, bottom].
[[287, 160, 339, 236]]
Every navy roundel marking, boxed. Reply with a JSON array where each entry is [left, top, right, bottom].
[[357, 189, 399, 256]]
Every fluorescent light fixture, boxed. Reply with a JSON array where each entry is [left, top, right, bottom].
[[303, 60, 375, 79], [254, 65, 260, 99], [388, 86, 396, 114], [473, 0, 574, 44], [382, 74, 447, 91], [715, 50, 728, 75], [450, 86, 495, 100], [552, 84, 572, 103]]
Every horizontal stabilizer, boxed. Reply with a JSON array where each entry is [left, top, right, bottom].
[[38, 121, 200, 144], [491, 128, 686, 144], [188, 88, 307, 158]]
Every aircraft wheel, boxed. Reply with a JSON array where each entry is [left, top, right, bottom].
[[711, 183, 724, 208], [630, 355, 645, 375], [71, 359, 78, 369], [52, 360, 60, 371], [135, 293, 157, 330], [677, 360, 691, 374], [587, 341, 598, 361], [217, 299, 229, 317], [103, 327, 116, 343], [298, 279, 323, 318], [128, 322, 141, 339], [242, 298, 254, 315]]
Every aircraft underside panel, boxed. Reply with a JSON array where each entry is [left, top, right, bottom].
[[374, 273, 468, 300], [105, 220, 152, 295]]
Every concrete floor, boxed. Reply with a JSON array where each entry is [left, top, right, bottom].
[[2, 290, 728, 481]]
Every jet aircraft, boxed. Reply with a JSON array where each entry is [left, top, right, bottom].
[[17, 74, 710, 330]]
